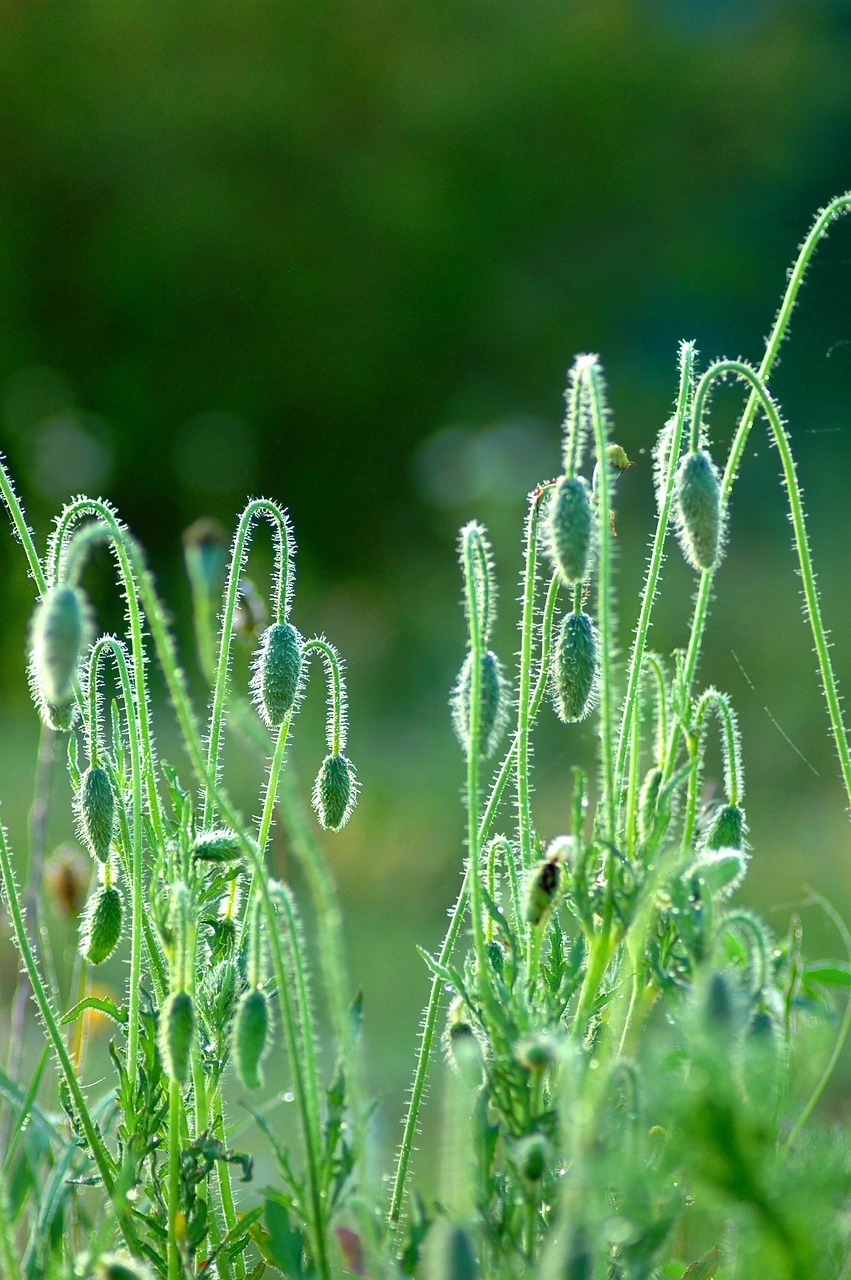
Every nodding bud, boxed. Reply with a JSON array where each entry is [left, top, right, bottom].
[[43, 844, 89, 919], [191, 828, 243, 863], [686, 848, 748, 899], [638, 766, 663, 845], [232, 987, 271, 1090], [546, 474, 594, 587], [80, 884, 123, 965], [515, 1032, 558, 1074], [159, 990, 195, 1084], [704, 803, 745, 851], [674, 448, 724, 572], [450, 649, 509, 759], [182, 516, 228, 597], [30, 584, 90, 712], [253, 622, 303, 727], [442, 998, 482, 1085], [312, 752, 358, 831], [39, 695, 79, 733], [524, 852, 564, 928], [516, 1133, 549, 1184], [551, 612, 598, 723], [78, 766, 115, 863]]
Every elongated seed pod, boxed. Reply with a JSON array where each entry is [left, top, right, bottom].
[[551, 612, 598, 723], [30, 584, 90, 706], [524, 853, 563, 927], [191, 828, 243, 863], [78, 766, 115, 863], [253, 622, 303, 727], [159, 990, 195, 1084], [232, 987, 270, 1090], [450, 649, 509, 759], [674, 449, 724, 572], [80, 884, 123, 965], [704, 802, 745, 851], [312, 752, 358, 830], [546, 474, 594, 586]]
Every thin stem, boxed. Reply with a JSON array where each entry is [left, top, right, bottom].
[[461, 525, 488, 979], [515, 491, 545, 872], [668, 361, 851, 813], [88, 638, 145, 1078], [389, 569, 560, 1231], [613, 341, 694, 808], [204, 500, 295, 827]]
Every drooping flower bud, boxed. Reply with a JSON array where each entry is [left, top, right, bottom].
[[524, 852, 564, 928], [551, 612, 598, 723], [545, 475, 594, 586], [312, 752, 358, 831], [30, 586, 90, 711], [80, 884, 123, 965], [158, 990, 195, 1084], [232, 987, 271, 1090], [450, 649, 509, 759], [191, 828, 243, 863], [253, 622, 303, 727], [78, 766, 115, 864], [674, 448, 724, 572]]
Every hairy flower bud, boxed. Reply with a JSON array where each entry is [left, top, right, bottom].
[[524, 852, 563, 928], [232, 987, 271, 1090], [80, 884, 123, 965], [78, 766, 115, 864], [253, 622, 303, 727], [450, 649, 509, 759], [674, 449, 724, 572], [551, 612, 598, 723], [29, 584, 91, 723], [191, 828, 243, 863], [159, 990, 195, 1084], [312, 752, 358, 831], [546, 475, 594, 586], [704, 802, 745, 852]]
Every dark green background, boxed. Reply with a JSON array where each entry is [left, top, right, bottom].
[[1, 0, 851, 1145]]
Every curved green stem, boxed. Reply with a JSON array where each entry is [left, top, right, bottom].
[[87, 637, 145, 1078], [613, 341, 694, 810], [667, 361, 851, 814], [204, 499, 295, 827], [516, 491, 545, 872]]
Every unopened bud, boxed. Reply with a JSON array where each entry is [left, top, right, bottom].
[[450, 650, 509, 759], [312, 753, 358, 831], [78, 766, 115, 864], [546, 475, 594, 586], [674, 449, 724, 572], [80, 884, 123, 965], [253, 622, 303, 727], [232, 987, 271, 1090], [551, 612, 598, 723], [159, 990, 195, 1084]]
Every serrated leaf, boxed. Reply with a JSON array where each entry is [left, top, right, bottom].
[[60, 996, 127, 1026]]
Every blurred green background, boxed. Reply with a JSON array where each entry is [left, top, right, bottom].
[[2, 0, 851, 1167]]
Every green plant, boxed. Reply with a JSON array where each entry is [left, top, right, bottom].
[[2, 194, 851, 1280]]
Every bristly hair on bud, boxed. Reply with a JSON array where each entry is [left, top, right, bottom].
[[77, 765, 115, 864], [312, 752, 358, 831], [232, 987, 271, 1090], [458, 520, 498, 647], [674, 448, 725, 572], [191, 827, 244, 863], [450, 649, 510, 760], [551, 611, 599, 723], [524, 850, 564, 928], [80, 883, 123, 965], [703, 802, 746, 853], [29, 584, 91, 722], [545, 475, 595, 587], [158, 990, 196, 1084], [252, 621, 304, 727]]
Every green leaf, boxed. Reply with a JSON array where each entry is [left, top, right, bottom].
[[804, 963, 851, 988], [263, 1195, 305, 1276], [60, 996, 127, 1027]]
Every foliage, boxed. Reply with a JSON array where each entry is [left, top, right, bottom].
[[2, 197, 851, 1279]]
